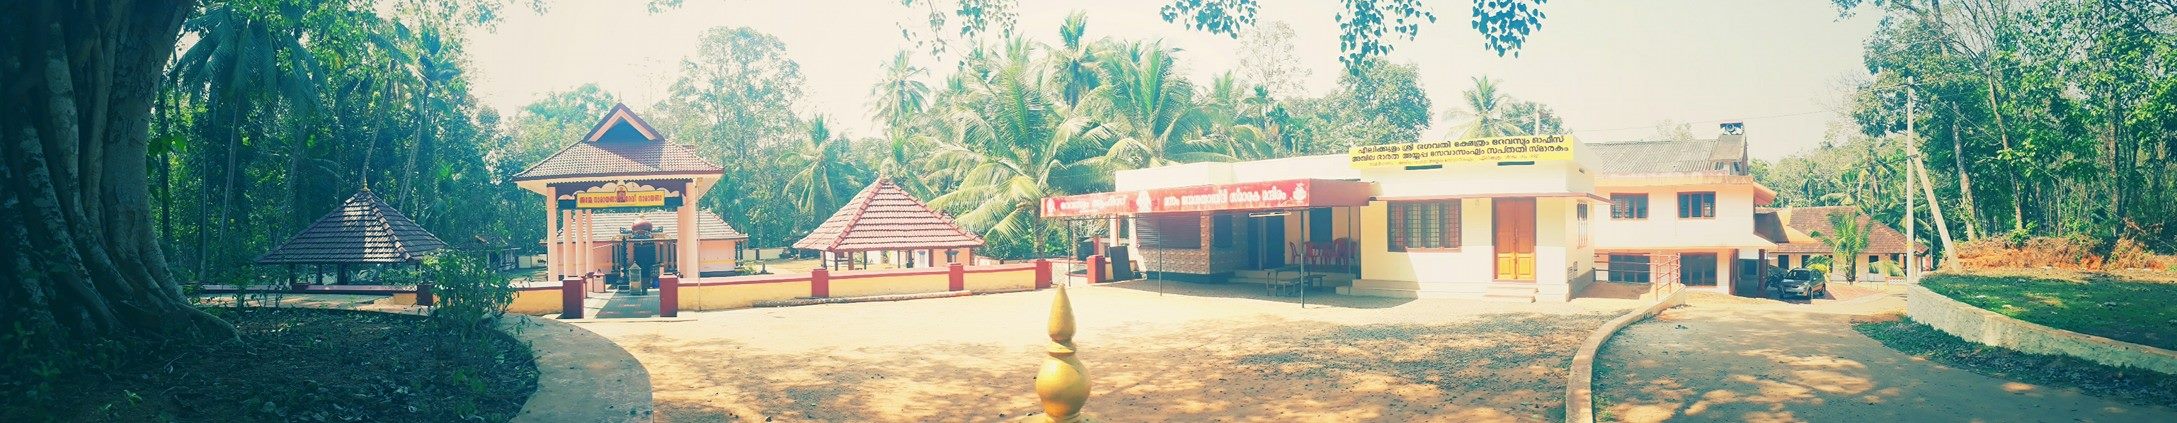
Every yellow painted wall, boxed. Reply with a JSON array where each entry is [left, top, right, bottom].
[[1358, 198, 1495, 283], [829, 272, 951, 298], [963, 267, 1037, 291], [508, 288, 563, 315], [681, 280, 812, 311]]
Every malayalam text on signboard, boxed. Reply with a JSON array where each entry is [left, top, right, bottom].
[[575, 189, 667, 209], [1348, 135, 1576, 168]]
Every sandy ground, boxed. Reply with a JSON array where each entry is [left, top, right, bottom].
[[574, 281, 1642, 422], [1595, 288, 2177, 423]]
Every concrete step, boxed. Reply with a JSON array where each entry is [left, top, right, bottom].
[[1340, 280, 1538, 302]]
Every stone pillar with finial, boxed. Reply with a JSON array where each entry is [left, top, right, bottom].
[[1023, 284, 1093, 423]]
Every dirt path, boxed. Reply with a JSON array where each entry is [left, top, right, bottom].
[[1596, 292, 2177, 422], [575, 281, 1641, 422]]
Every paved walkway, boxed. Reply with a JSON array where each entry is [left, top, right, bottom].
[[1596, 289, 2177, 423]]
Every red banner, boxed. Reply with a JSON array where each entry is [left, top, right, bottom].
[[1040, 179, 1372, 218]]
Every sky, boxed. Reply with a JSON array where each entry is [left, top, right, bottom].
[[465, 0, 1883, 160]]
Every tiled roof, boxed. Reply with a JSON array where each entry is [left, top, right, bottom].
[[793, 178, 985, 252], [512, 104, 721, 181], [257, 190, 446, 264], [554, 210, 747, 242], [1582, 134, 1747, 176], [1767, 206, 1913, 255]]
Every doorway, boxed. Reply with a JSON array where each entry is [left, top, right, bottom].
[[1248, 214, 1286, 269], [1493, 198, 1536, 281]]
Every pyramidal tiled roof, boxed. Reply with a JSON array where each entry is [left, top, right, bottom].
[[513, 103, 722, 181], [257, 189, 446, 264], [1765, 206, 1914, 255], [793, 178, 985, 252]]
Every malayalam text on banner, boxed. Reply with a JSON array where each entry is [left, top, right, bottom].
[[1348, 135, 1576, 168]]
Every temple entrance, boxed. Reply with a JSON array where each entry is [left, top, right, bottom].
[[1494, 198, 1537, 281]]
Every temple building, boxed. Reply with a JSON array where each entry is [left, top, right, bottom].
[[514, 103, 730, 284]]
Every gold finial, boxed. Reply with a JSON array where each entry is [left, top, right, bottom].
[[1027, 284, 1092, 422]]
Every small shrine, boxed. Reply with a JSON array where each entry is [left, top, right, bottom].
[[793, 178, 984, 270]]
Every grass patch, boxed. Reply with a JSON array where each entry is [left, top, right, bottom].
[[10, 308, 538, 422], [1855, 317, 2177, 407], [1923, 270, 2177, 350]]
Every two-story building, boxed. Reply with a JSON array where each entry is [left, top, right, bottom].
[[1587, 129, 1779, 296]]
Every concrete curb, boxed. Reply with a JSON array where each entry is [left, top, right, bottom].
[[1565, 288, 1689, 423], [260, 302, 654, 422], [1907, 284, 2177, 376]]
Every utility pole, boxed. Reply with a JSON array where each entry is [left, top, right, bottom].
[[1905, 78, 1919, 283], [1904, 76, 1959, 272]]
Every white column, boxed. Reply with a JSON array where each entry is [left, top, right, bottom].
[[566, 210, 583, 279], [577, 211, 591, 277], [679, 201, 697, 276], [545, 187, 559, 281]]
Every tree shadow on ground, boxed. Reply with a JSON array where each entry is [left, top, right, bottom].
[[621, 311, 1615, 422]]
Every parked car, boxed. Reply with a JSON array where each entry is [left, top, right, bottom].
[[1777, 268, 1826, 299]]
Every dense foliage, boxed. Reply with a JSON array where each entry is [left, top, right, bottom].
[[1759, 0, 2177, 260]]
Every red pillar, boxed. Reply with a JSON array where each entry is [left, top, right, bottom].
[[658, 274, 680, 318], [1034, 259, 1052, 290], [560, 277, 584, 319], [811, 268, 830, 298], [948, 262, 966, 291], [1087, 254, 1106, 284]]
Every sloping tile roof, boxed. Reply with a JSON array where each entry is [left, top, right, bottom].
[[1582, 134, 1747, 176], [554, 210, 748, 242], [793, 178, 985, 252], [1768, 206, 1913, 255], [512, 104, 722, 181], [257, 190, 446, 264]]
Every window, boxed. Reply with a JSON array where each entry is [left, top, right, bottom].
[[1606, 254, 1651, 283], [1677, 192, 1716, 219], [1387, 201, 1460, 251], [1681, 253, 1718, 285], [1867, 255, 1881, 274], [1610, 194, 1648, 219], [1136, 215, 1201, 249], [1576, 203, 1591, 247]]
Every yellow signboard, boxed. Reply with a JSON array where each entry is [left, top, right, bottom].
[[1348, 135, 1576, 168], [575, 189, 667, 208]]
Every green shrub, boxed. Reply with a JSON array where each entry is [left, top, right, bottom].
[[423, 252, 514, 334]]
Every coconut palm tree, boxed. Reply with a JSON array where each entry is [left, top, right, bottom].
[[169, 1, 323, 274], [1817, 211, 1872, 283], [927, 39, 1113, 257], [867, 51, 930, 134], [1081, 40, 1230, 169], [1444, 76, 1525, 138], [783, 117, 864, 228], [1048, 11, 1098, 106]]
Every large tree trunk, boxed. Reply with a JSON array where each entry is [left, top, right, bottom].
[[1947, 120, 1982, 240], [2, 0, 237, 361]]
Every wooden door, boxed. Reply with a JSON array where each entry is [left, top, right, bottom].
[[1493, 198, 1537, 281]]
